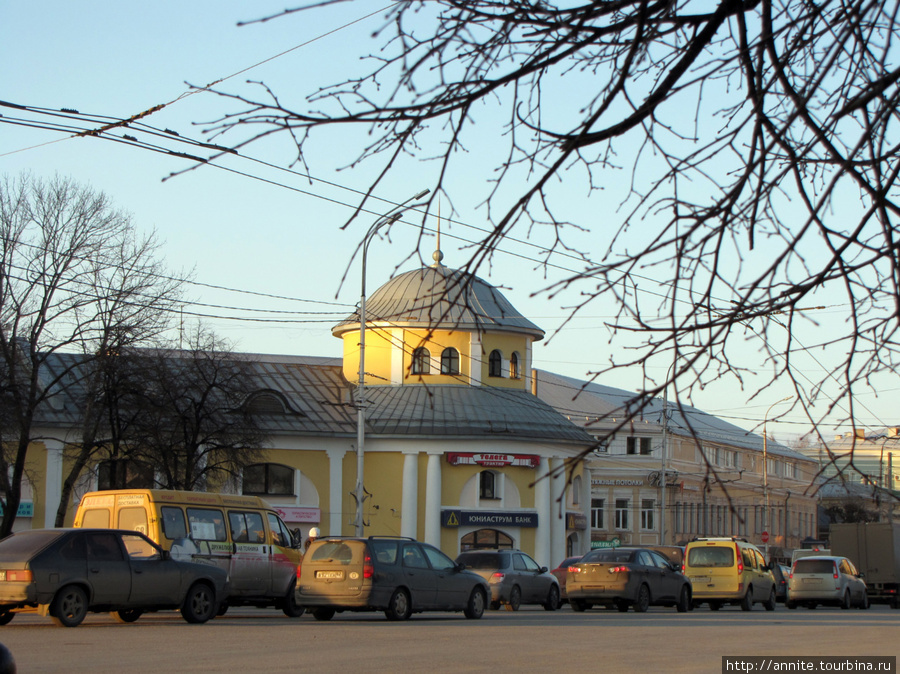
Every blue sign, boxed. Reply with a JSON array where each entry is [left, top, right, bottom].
[[0, 502, 34, 517], [441, 509, 538, 528]]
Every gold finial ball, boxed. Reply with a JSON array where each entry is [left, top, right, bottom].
[[433, 249, 444, 264]]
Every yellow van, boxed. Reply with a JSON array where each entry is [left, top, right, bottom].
[[73, 489, 304, 617], [683, 537, 777, 611]]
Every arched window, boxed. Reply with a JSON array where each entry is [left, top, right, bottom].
[[479, 470, 498, 499], [509, 352, 520, 379], [243, 463, 294, 496], [572, 475, 582, 505], [411, 347, 431, 375], [441, 347, 460, 375], [488, 349, 502, 377], [460, 529, 514, 550]]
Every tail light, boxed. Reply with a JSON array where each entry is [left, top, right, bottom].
[[608, 566, 629, 574], [0, 570, 33, 582], [568, 566, 581, 574], [736, 544, 743, 575], [489, 572, 505, 584], [833, 563, 839, 580], [296, 562, 302, 579], [363, 553, 374, 579]]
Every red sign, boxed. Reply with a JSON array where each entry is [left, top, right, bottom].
[[761, 531, 769, 543], [446, 453, 541, 468]]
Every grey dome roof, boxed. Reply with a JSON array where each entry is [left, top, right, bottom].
[[333, 264, 544, 339]]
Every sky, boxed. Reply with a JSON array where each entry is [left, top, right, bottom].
[[2, 1, 896, 445]]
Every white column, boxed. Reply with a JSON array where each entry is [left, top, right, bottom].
[[326, 448, 346, 536], [44, 438, 65, 528], [549, 458, 565, 570], [534, 457, 551, 568], [424, 452, 442, 547], [469, 333, 482, 386], [582, 465, 592, 556], [401, 452, 419, 538]]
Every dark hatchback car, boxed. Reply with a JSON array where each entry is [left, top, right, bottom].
[[0, 528, 229, 627], [566, 547, 692, 613], [297, 536, 489, 621], [455, 549, 560, 611]]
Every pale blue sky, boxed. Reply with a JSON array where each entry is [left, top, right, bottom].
[[2, 1, 893, 441]]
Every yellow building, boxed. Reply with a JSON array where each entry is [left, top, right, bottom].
[[28, 253, 595, 570]]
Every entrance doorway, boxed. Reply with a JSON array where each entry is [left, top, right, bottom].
[[460, 529, 514, 550]]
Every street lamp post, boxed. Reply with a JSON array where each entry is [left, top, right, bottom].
[[762, 395, 792, 560], [354, 190, 430, 536]]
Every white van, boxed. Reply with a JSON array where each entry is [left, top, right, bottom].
[[74, 489, 305, 617]]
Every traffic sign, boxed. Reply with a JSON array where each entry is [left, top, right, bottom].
[[761, 531, 769, 543]]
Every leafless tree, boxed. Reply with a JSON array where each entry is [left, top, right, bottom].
[[0, 173, 182, 535], [196, 0, 900, 477], [125, 327, 267, 491]]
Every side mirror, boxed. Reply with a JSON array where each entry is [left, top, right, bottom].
[[456, 562, 466, 572], [539, 566, 549, 574], [161, 549, 171, 561]]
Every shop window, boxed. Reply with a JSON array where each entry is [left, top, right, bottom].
[[243, 463, 294, 496], [488, 350, 502, 377], [411, 347, 431, 375], [615, 498, 630, 529], [509, 352, 520, 379], [479, 470, 499, 499], [640, 499, 655, 530], [591, 498, 605, 529], [441, 347, 460, 375], [626, 437, 653, 455], [460, 529, 514, 550]]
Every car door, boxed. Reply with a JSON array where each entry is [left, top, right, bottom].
[[422, 544, 467, 608], [84, 532, 132, 605], [119, 532, 182, 606], [227, 511, 268, 596], [400, 542, 438, 609], [647, 550, 680, 602], [515, 552, 550, 603], [633, 551, 660, 601], [752, 549, 773, 601]]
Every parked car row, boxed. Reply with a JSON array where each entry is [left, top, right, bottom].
[[0, 527, 874, 627]]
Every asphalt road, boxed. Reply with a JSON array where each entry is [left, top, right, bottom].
[[0, 603, 897, 673]]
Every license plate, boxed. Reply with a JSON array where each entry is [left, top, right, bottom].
[[690, 576, 710, 584], [802, 578, 819, 584], [316, 570, 344, 580]]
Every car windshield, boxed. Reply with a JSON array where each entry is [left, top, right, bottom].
[[0, 530, 62, 557], [583, 550, 634, 563], [688, 546, 734, 567], [310, 541, 355, 564], [457, 552, 504, 569], [794, 559, 836, 574]]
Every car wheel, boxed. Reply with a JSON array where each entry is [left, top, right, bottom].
[[385, 588, 412, 621], [709, 601, 721, 611], [312, 608, 335, 621], [464, 587, 486, 619], [840, 590, 851, 610], [0, 611, 14, 626], [764, 587, 777, 611], [740, 587, 753, 612], [50, 585, 88, 627], [111, 609, 143, 624], [282, 581, 305, 618], [543, 585, 560, 611], [633, 584, 651, 613], [505, 586, 521, 611], [570, 599, 587, 612], [786, 600, 797, 609], [181, 582, 216, 624], [676, 585, 691, 613], [858, 593, 870, 610]]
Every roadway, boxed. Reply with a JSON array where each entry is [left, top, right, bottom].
[[0, 603, 897, 673]]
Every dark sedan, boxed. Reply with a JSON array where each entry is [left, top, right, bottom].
[[0, 528, 229, 627], [566, 547, 692, 613]]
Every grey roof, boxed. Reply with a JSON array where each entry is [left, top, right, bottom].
[[34, 352, 592, 446], [332, 264, 545, 340], [534, 369, 810, 460]]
